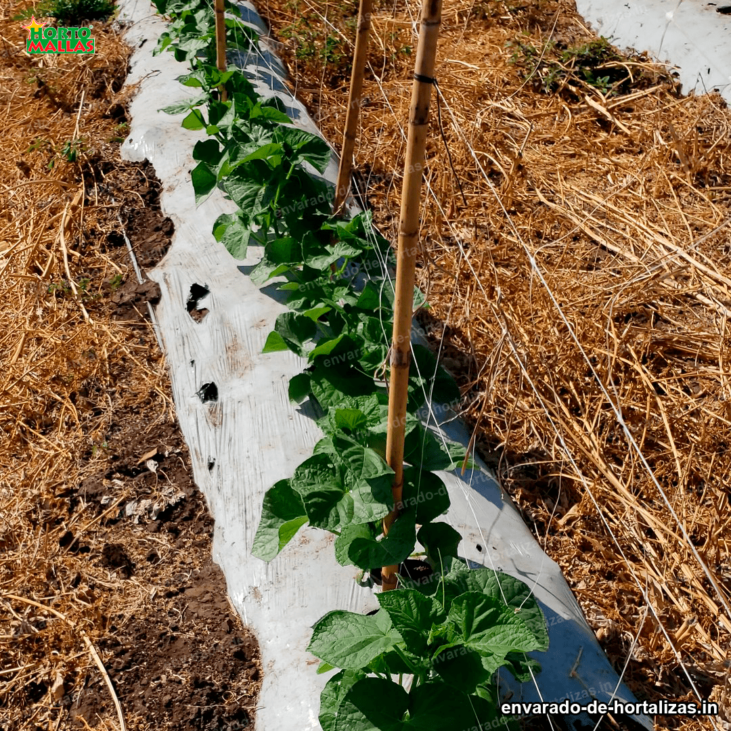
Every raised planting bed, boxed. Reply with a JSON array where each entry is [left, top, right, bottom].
[[116, 0, 653, 729]]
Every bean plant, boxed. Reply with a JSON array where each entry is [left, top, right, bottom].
[[151, 1, 548, 727]]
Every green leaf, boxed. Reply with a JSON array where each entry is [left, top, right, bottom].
[[418, 522, 462, 564], [291, 454, 351, 532], [335, 523, 375, 566], [403, 426, 467, 472], [347, 510, 417, 570], [401, 468, 450, 524], [317, 661, 335, 675], [159, 94, 208, 114], [334, 677, 408, 731], [288, 372, 311, 403], [376, 589, 443, 655], [308, 611, 402, 670], [191, 162, 217, 205], [350, 477, 393, 525], [334, 408, 368, 431], [181, 108, 206, 130], [503, 651, 542, 683], [355, 282, 385, 311], [405, 682, 492, 731], [335, 434, 393, 481], [222, 161, 273, 217], [251, 101, 291, 124], [319, 670, 366, 731], [262, 331, 288, 353], [275, 126, 331, 173], [251, 480, 307, 561], [274, 312, 317, 356], [449, 592, 542, 672], [212, 212, 251, 259], [432, 645, 490, 694], [448, 569, 549, 652], [305, 241, 362, 270], [193, 138, 223, 165], [309, 334, 347, 361]]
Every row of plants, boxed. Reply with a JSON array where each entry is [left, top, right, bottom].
[[150, 1, 548, 728]]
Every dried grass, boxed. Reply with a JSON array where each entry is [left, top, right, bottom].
[[0, 5, 174, 729], [258, 0, 731, 726]]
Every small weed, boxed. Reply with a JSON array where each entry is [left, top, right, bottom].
[[508, 34, 627, 96], [28, 138, 51, 154], [61, 139, 82, 162], [109, 274, 124, 291], [91, 440, 109, 457], [48, 281, 72, 296]]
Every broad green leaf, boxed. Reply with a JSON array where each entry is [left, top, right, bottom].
[[193, 138, 223, 165], [406, 682, 496, 731], [304, 241, 362, 270], [275, 126, 331, 173], [251, 479, 307, 561], [288, 372, 311, 403], [432, 645, 490, 694], [251, 102, 291, 124], [350, 476, 393, 525], [418, 522, 462, 564], [212, 213, 251, 259], [347, 510, 417, 570], [309, 334, 347, 361], [377, 589, 443, 655], [317, 661, 335, 675], [319, 670, 366, 731], [308, 611, 401, 670], [449, 569, 549, 652], [449, 592, 542, 668], [291, 454, 351, 532], [334, 408, 368, 431], [335, 523, 374, 566], [401, 468, 450, 524], [262, 331, 288, 353], [274, 312, 317, 356], [159, 94, 207, 114], [355, 282, 385, 311], [403, 426, 467, 472], [334, 434, 393, 481], [222, 161, 273, 217], [181, 108, 206, 130], [410, 345, 460, 405], [334, 677, 408, 731], [191, 161, 217, 205]]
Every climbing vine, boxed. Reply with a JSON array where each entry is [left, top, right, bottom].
[[150, 2, 548, 727]]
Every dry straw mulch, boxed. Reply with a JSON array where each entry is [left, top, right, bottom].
[[0, 4, 260, 730], [257, 0, 731, 727]]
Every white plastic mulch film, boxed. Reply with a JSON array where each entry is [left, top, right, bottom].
[[116, 0, 653, 728], [575, 0, 730, 105]]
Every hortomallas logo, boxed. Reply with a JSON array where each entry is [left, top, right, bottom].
[[23, 17, 96, 54]]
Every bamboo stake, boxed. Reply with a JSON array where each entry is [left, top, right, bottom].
[[381, 0, 442, 592], [332, 0, 373, 216], [214, 0, 227, 102]]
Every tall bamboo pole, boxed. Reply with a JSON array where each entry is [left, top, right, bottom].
[[214, 0, 228, 102], [332, 0, 373, 215], [381, 0, 442, 592]]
